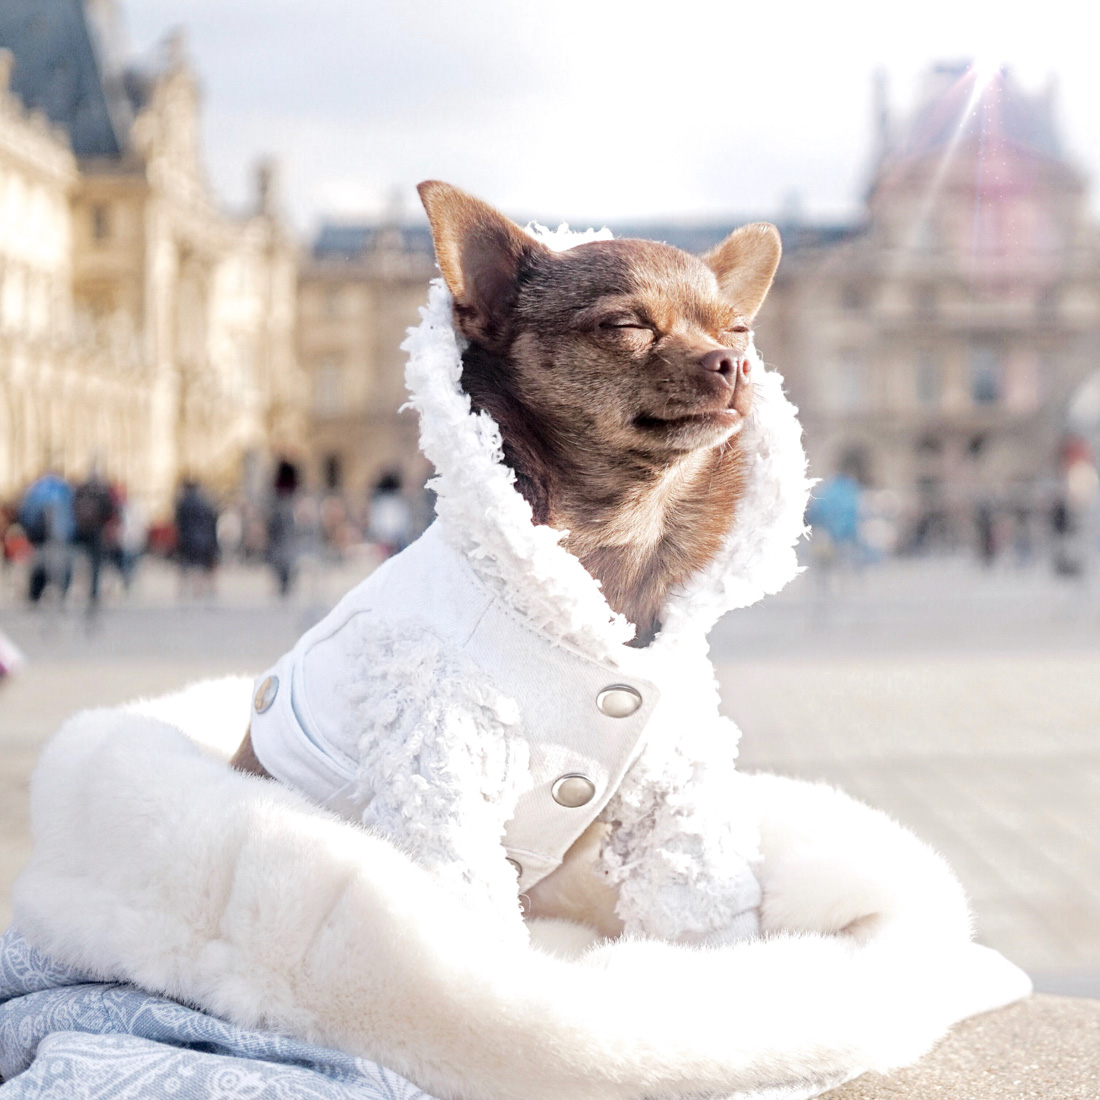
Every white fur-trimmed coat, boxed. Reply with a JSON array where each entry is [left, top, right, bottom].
[[11, 227, 1032, 1100]]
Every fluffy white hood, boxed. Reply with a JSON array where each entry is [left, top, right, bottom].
[[401, 224, 813, 661]]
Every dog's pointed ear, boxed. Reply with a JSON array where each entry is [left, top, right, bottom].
[[702, 223, 781, 322], [418, 181, 544, 349]]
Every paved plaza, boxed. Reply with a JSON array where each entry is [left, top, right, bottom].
[[1, 551, 1098, 997]]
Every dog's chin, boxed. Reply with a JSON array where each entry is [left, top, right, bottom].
[[631, 408, 745, 453]]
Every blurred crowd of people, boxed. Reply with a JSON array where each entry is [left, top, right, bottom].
[[4, 450, 1097, 614], [806, 453, 1100, 578], [1, 466, 146, 611], [0, 462, 431, 611]]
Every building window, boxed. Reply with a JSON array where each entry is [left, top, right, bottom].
[[839, 446, 870, 484], [841, 283, 866, 311], [837, 350, 869, 411], [974, 205, 1004, 256], [323, 285, 343, 317], [913, 284, 937, 319], [912, 217, 938, 253], [323, 453, 343, 490], [968, 345, 1002, 405], [314, 356, 343, 415], [1037, 286, 1061, 321], [1006, 353, 1042, 412], [916, 351, 940, 406], [92, 204, 110, 241]]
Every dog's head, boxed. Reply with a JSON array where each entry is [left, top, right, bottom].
[[419, 181, 780, 467]]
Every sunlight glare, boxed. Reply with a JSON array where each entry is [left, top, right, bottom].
[[966, 57, 1004, 114]]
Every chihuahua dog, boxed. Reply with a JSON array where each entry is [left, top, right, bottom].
[[232, 182, 781, 937], [423, 181, 778, 648]]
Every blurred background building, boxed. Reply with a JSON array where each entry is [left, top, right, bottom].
[[299, 216, 434, 497], [300, 64, 1100, 554], [0, 1, 304, 513], [765, 63, 1100, 553], [0, 1, 1097, 559]]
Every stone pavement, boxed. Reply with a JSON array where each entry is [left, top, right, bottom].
[[1, 552, 1098, 999], [713, 558, 1100, 998], [825, 995, 1100, 1099]]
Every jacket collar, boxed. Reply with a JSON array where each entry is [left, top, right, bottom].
[[401, 225, 812, 664]]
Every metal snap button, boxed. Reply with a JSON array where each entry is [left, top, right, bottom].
[[551, 773, 597, 808], [253, 675, 279, 713], [596, 684, 642, 718]]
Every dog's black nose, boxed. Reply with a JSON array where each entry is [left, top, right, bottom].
[[699, 349, 738, 381]]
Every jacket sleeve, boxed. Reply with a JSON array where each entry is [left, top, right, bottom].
[[339, 624, 532, 927]]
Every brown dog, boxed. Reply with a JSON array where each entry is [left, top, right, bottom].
[[420, 181, 780, 647], [416, 183, 782, 929], [232, 183, 781, 930]]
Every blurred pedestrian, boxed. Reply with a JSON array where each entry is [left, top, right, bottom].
[[974, 501, 997, 568], [1050, 495, 1082, 577], [73, 468, 116, 609], [267, 460, 300, 598], [319, 493, 351, 558], [1012, 506, 1034, 567], [18, 470, 75, 604], [113, 485, 147, 591], [0, 626, 24, 685], [367, 470, 412, 558], [807, 473, 863, 572], [175, 479, 219, 599], [1, 504, 32, 595]]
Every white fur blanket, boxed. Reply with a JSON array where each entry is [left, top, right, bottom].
[[10, 678, 1031, 1100]]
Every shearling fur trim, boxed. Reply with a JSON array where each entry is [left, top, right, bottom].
[[13, 683, 1032, 1100], [403, 273, 636, 661], [600, 714, 762, 941], [401, 224, 813, 660], [341, 623, 531, 918]]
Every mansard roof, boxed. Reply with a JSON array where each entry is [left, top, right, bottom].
[[885, 62, 1064, 165], [313, 223, 435, 262], [0, 0, 131, 158], [312, 218, 858, 264]]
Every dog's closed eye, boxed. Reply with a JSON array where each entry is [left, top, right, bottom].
[[597, 314, 652, 331], [597, 321, 656, 351]]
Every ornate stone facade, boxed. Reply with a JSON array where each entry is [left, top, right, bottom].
[[303, 64, 1100, 552], [760, 63, 1100, 543], [0, 4, 304, 513], [298, 226, 435, 498], [0, 50, 82, 498]]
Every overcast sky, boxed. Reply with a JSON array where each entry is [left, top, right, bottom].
[[117, 0, 1099, 236]]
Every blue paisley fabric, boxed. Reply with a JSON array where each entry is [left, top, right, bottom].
[[0, 928, 437, 1098]]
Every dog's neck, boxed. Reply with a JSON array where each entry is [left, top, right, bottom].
[[462, 351, 746, 647], [556, 443, 746, 647]]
